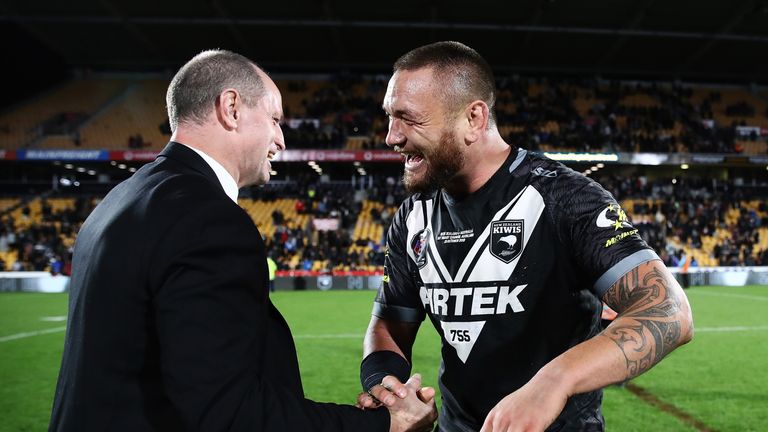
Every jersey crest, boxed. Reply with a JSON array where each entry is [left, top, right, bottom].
[[490, 220, 524, 263], [410, 228, 430, 268]]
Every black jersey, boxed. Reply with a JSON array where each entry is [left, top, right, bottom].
[[374, 148, 658, 432]]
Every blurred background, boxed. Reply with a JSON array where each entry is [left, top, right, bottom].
[[0, 1, 767, 430], [1, 0, 767, 276]]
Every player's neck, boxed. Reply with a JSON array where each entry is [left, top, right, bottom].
[[444, 139, 513, 199]]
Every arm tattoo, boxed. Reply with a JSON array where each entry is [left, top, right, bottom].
[[600, 261, 689, 379]]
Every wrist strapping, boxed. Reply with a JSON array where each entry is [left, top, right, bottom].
[[360, 350, 411, 392]]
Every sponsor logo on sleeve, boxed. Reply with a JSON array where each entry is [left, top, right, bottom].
[[596, 204, 633, 231], [604, 229, 639, 248], [532, 166, 558, 177]]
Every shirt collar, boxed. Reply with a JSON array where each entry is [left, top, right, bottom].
[[182, 144, 239, 203]]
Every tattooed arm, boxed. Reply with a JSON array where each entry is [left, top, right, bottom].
[[480, 259, 693, 431], [599, 259, 694, 379]]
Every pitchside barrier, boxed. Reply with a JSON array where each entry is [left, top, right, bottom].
[[2, 267, 767, 293], [669, 266, 768, 287]]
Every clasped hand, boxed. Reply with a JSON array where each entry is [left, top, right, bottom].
[[359, 374, 569, 432], [357, 374, 437, 432]]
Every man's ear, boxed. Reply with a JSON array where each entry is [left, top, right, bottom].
[[464, 100, 489, 144], [217, 89, 240, 130]]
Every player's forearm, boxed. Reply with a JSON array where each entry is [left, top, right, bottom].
[[363, 317, 419, 360], [528, 327, 633, 400], [361, 317, 421, 393]]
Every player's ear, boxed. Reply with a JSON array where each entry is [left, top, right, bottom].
[[463, 100, 489, 144]]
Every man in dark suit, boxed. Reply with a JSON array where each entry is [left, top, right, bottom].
[[49, 49, 437, 432]]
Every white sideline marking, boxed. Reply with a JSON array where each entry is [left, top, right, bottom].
[[40, 316, 67, 322], [696, 325, 768, 333], [0, 327, 362, 343], [294, 333, 362, 339], [3, 325, 767, 344], [0, 326, 66, 343], [688, 291, 768, 302]]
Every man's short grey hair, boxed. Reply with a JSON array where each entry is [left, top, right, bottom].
[[166, 49, 265, 132]]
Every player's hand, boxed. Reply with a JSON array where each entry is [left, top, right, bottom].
[[480, 375, 567, 432], [356, 374, 435, 409], [383, 374, 438, 432]]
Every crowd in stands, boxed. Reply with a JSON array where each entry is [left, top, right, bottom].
[[280, 74, 388, 150], [1, 173, 766, 275], [4, 74, 766, 155], [276, 75, 767, 154], [0, 197, 96, 274], [259, 172, 405, 272], [502, 81, 737, 154], [3, 73, 766, 275], [597, 175, 768, 267]]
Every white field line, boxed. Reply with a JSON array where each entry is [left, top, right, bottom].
[[0, 327, 363, 344], [294, 333, 362, 339], [695, 325, 768, 333], [3, 325, 768, 344], [0, 326, 66, 343], [687, 290, 768, 302]]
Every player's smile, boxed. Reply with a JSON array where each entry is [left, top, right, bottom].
[[404, 152, 426, 172]]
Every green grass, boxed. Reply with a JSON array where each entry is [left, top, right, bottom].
[[1, 285, 766, 431], [0, 294, 68, 432]]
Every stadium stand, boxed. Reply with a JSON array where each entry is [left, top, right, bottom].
[[2, 174, 766, 274], [3, 74, 766, 155], [1, 72, 766, 274], [0, 78, 133, 149], [76, 80, 170, 150]]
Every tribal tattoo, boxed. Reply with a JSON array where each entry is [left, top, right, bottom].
[[600, 261, 693, 379]]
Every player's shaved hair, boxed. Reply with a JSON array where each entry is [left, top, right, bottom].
[[393, 41, 497, 128]]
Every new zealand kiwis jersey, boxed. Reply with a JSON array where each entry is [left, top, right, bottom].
[[373, 148, 658, 432]]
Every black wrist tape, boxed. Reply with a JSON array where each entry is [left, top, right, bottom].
[[360, 350, 411, 392]]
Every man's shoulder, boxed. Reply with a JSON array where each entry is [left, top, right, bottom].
[[94, 161, 241, 231]]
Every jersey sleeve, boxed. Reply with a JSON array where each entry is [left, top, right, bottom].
[[372, 198, 426, 323], [553, 173, 659, 298]]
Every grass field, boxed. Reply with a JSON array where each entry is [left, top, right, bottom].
[[1, 285, 766, 431]]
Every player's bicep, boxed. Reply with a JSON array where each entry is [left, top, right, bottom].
[[599, 259, 694, 376], [600, 259, 687, 318]]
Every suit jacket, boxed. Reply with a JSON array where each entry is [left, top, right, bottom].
[[49, 142, 389, 431]]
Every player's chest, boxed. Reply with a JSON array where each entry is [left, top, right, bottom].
[[407, 186, 548, 283]]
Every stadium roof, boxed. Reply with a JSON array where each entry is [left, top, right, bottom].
[[4, 0, 768, 83]]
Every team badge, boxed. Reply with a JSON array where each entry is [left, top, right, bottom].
[[410, 228, 430, 268], [490, 220, 524, 263]]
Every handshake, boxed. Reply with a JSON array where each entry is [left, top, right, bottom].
[[357, 373, 438, 432]]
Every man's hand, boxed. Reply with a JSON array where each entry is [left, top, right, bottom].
[[356, 374, 435, 409], [480, 373, 567, 432], [375, 374, 437, 432]]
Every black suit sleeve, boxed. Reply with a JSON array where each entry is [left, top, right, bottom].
[[149, 199, 389, 431]]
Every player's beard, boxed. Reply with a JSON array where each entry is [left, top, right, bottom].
[[403, 129, 465, 195]]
